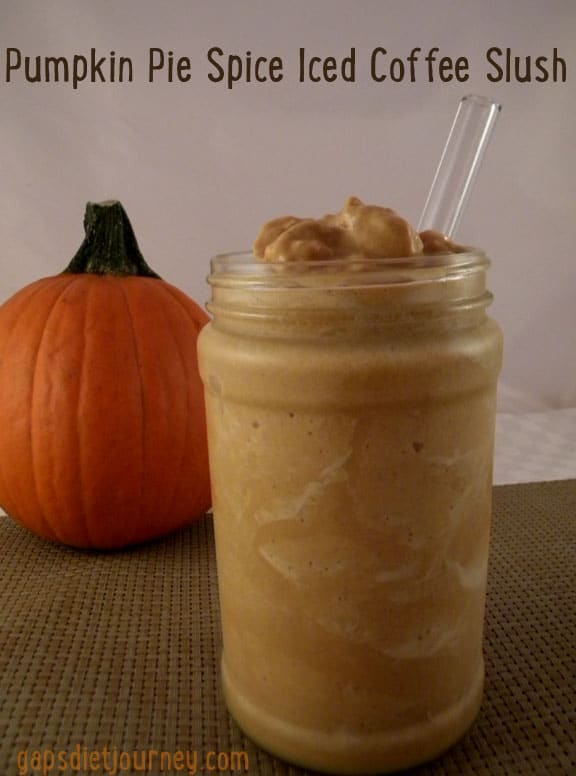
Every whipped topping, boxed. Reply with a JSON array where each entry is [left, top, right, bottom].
[[254, 196, 466, 262]]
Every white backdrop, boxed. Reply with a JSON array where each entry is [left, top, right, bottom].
[[1, 0, 574, 412]]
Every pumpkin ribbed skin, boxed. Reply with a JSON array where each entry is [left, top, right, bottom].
[[0, 205, 211, 549]]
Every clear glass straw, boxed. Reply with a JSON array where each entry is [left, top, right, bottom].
[[418, 95, 501, 238]]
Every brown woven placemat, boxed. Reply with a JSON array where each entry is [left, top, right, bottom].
[[0, 480, 574, 776]]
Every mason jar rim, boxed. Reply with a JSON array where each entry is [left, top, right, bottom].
[[208, 249, 489, 289]]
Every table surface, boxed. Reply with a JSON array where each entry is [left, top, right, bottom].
[[1, 479, 575, 776]]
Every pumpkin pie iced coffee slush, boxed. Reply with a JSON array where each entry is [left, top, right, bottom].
[[198, 191, 502, 773], [198, 95, 502, 776]]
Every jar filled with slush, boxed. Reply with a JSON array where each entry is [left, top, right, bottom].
[[198, 197, 503, 774]]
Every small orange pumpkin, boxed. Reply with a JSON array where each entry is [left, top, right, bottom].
[[0, 200, 211, 548]]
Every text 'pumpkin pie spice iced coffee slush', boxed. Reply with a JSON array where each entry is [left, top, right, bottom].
[[198, 96, 503, 774]]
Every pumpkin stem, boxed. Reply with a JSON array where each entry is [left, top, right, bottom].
[[64, 200, 161, 278]]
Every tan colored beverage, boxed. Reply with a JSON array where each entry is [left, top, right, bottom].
[[198, 201, 503, 774]]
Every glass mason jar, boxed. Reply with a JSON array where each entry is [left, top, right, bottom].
[[197, 250, 503, 775]]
